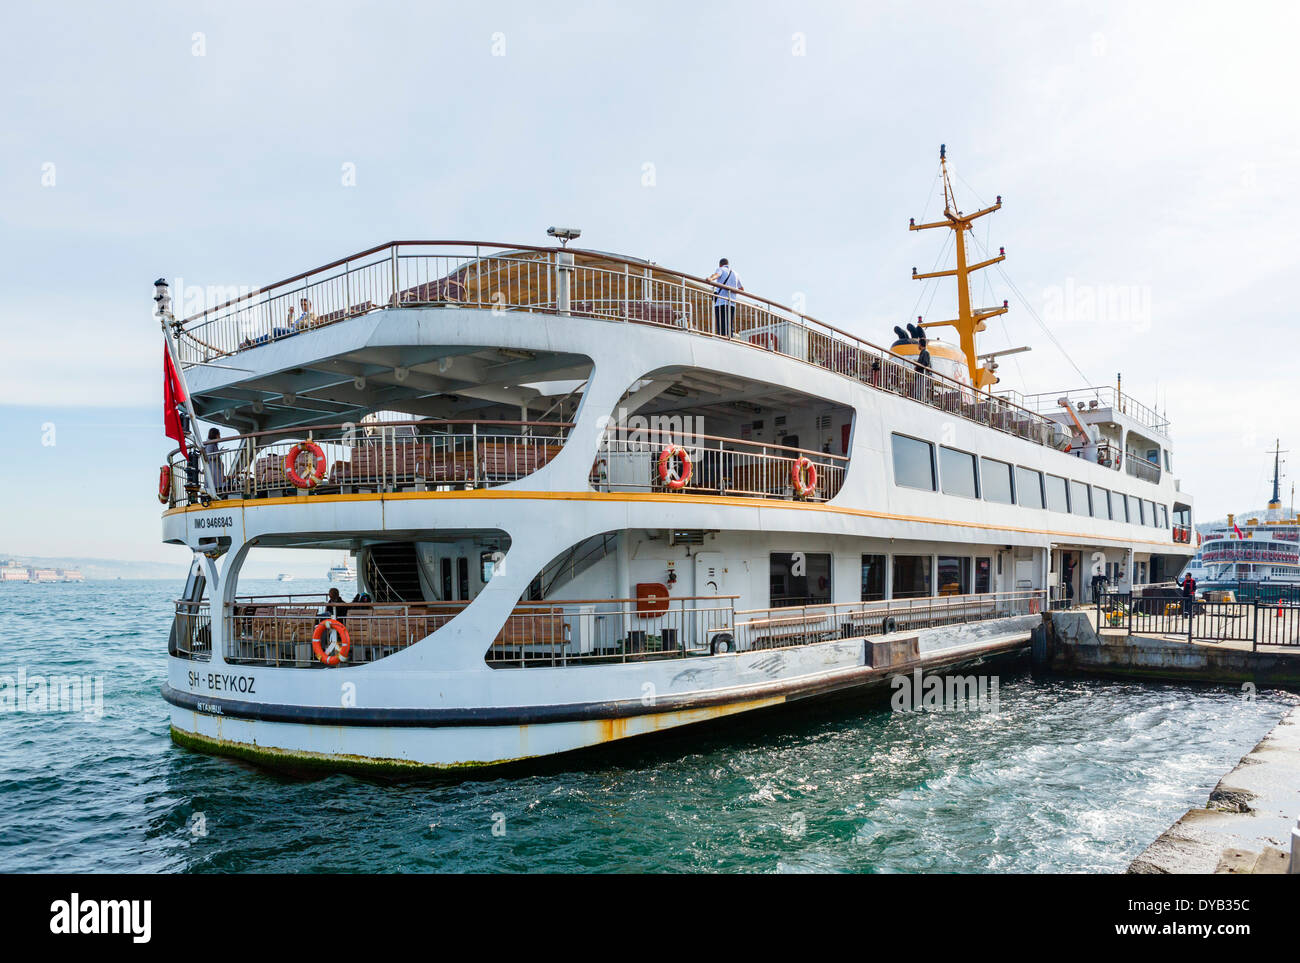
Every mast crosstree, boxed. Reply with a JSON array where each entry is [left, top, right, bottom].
[[909, 145, 1009, 390]]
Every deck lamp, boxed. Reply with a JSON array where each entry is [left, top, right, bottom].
[[154, 277, 171, 318], [547, 226, 581, 247]]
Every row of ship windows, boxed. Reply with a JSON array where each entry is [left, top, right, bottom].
[[891, 433, 1170, 528]]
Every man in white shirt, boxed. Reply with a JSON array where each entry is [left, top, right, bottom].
[[706, 258, 742, 337]]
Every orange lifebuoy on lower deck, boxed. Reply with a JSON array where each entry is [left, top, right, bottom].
[[158, 465, 172, 504], [311, 618, 351, 666], [285, 441, 328, 489], [657, 445, 692, 491], [791, 456, 818, 498]]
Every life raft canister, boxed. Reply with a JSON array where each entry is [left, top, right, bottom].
[[285, 441, 328, 489], [791, 456, 818, 498], [311, 618, 351, 666], [157, 465, 172, 504], [658, 445, 692, 491]]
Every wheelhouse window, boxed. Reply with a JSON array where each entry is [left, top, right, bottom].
[[975, 557, 991, 594], [1069, 480, 1090, 517], [892, 555, 932, 599], [1093, 487, 1111, 520], [939, 446, 979, 498], [1144, 499, 1157, 527], [892, 433, 936, 491], [1127, 494, 1140, 524], [770, 552, 831, 607], [1016, 467, 1044, 509], [937, 556, 971, 596], [861, 554, 886, 602], [981, 458, 1014, 504], [1045, 474, 1069, 513], [1159, 504, 1169, 528]]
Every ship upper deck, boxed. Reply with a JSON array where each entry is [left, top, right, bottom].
[[173, 240, 1171, 460]]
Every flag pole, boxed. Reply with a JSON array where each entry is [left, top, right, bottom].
[[155, 279, 216, 500]]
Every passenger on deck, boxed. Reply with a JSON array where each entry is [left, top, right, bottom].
[[706, 258, 742, 338], [203, 427, 226, 493], [910, 337, 932, 401], [326, 588, 346, 620], [295, 298, 317, 330]]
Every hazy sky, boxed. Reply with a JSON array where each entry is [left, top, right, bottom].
[[2, 0, 1298, 568]]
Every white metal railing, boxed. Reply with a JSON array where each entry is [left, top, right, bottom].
[[172, 600, 212, 661], [226, 598, 463, 667], [217, 589, 1046, 669], [592, 427, 848, 502], [1125, 455, 1161, 484], [735, 590, 1047, 652], [1019, 386, 1170, 435], [173, 242, 1089, 455], [166, 418, 570, 503]]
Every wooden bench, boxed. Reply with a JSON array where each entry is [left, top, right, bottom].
[[744, 614, 832, 649], [491, 609, 567, 652]]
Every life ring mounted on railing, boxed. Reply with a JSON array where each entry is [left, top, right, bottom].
[[311, 618, 351, 666], [285, 441, 328, 489], [657, 445, 692, 491], [157, 465, 172, 504], [791, 456, 818, 499]]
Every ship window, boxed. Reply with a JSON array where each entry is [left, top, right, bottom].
[[481, 551, 497, 584], [1045, 474, 1069, 513], [937, 556, 971, 596], [1069, 480, 1091, 517], [770, 552, 831, 607], [940, 446, 979, 498], [1093, 487, 1111, 520], [458, 557, 470, 600], [1016, 467, 1044, 509], [441, 558, 453, 600], [892, 434, 936, 491], [1128, 495, 1141, 524], [975, 557, 992, 594], [892, 555, 932, 599], [981, 458, 1014, 504], [861, 554, 886, 602], [1144, 500, 1157, 527], [1159, 505, 1169, 528]]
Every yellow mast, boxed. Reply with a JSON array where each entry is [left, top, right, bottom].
[[909, 145, 1008, 389]]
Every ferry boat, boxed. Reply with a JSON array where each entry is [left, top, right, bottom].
[[327, 560, 357, 584], [58, 569, 85, 583], [1183, 442, 1298, 602], [276, 573, 294, 583], [157, 150, 1195, 770]]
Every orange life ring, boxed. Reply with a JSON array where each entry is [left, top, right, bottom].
[[791, 456, 818, 498], [657, 445, 692, 491], [311, 618, 351, 666], [157, 465, 171, 504], [285, 441, 327, 489]]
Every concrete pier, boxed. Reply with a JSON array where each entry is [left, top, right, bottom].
[[1127, 705, 1300, 874], [1033, 610, 1300, 688]]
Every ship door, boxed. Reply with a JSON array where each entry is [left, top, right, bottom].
[[694, 552, 730, 651]]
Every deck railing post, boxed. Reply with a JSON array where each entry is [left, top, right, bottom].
[[556, 250, 573, 316]]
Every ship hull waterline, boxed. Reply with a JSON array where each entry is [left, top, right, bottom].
[[164, 630, 1031, 773]]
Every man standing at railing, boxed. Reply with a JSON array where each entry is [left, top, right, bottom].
[[706, 258, 742, 338], [202, 428, 226, 493]]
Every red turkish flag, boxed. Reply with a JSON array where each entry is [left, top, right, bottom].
[[163, 344, 188, 457]]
